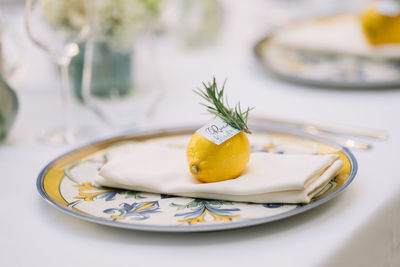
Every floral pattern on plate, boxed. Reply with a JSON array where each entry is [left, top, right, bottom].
[[38, 126, 356, 231]]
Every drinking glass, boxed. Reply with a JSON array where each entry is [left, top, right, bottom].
[[24, 0, 90, 144]]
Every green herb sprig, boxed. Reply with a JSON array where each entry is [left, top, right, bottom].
[[194, 77, 253, 134]]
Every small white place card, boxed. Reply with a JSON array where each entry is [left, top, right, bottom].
[[197, 117, 240, 145]]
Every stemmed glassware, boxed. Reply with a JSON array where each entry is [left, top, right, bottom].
[[24, 0, 90, 144]]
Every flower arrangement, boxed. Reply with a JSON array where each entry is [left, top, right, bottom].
[[40, 0, 162, 47]]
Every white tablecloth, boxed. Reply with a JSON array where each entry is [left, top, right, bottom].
[[1, 1, 400, 266]]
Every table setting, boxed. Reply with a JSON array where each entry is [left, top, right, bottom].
[[1, 0, 400, 266]]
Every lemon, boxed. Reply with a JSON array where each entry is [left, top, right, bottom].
[[186, 132, 250, 183], [361, 8, 400, 45], [188, 77, 253, 183]]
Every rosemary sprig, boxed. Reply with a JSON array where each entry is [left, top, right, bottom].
[[194, 77, 253, 134]]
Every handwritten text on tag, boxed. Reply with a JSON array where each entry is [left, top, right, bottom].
[[197, 117, 240, 145]]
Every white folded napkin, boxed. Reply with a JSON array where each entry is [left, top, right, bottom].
[[94, 140, 343, 203], [271, 14, 400, 59]]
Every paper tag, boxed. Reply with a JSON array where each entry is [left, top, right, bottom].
[[197, 117, 240, 145], [375, 0, 400, 17]]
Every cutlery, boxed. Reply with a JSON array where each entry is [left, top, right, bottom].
[[250, 116, 388, 150]]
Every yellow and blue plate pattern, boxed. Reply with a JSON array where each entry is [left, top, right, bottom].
[[37, 122, 357, 232]]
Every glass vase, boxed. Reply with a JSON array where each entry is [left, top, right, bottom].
[[71, 42, 132, 101], [76, 37, 160, 131]]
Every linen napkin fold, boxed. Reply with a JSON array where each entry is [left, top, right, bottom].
[[272, 15, 400, 59], [95, 143, 343, 203]]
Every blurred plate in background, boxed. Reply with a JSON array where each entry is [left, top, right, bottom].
[[254, 14, 400, 89]]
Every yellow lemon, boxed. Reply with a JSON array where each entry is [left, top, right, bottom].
[[361, 8, 400, 45], [186, 132, 250, 183]]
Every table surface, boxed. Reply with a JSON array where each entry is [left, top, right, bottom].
[[2, 1, 400, 267]]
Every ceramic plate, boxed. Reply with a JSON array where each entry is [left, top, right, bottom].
[[37, 122, 357, 232], [254, 15, 400, 89]]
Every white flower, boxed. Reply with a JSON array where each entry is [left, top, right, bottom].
[[40, 0, 86, 32], [40, 0, 162, 44]]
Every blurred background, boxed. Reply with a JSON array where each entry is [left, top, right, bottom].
[[1, 0, 398, 145]]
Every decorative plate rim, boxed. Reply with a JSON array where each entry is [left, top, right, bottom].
[[37, 122, 358, 232]]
